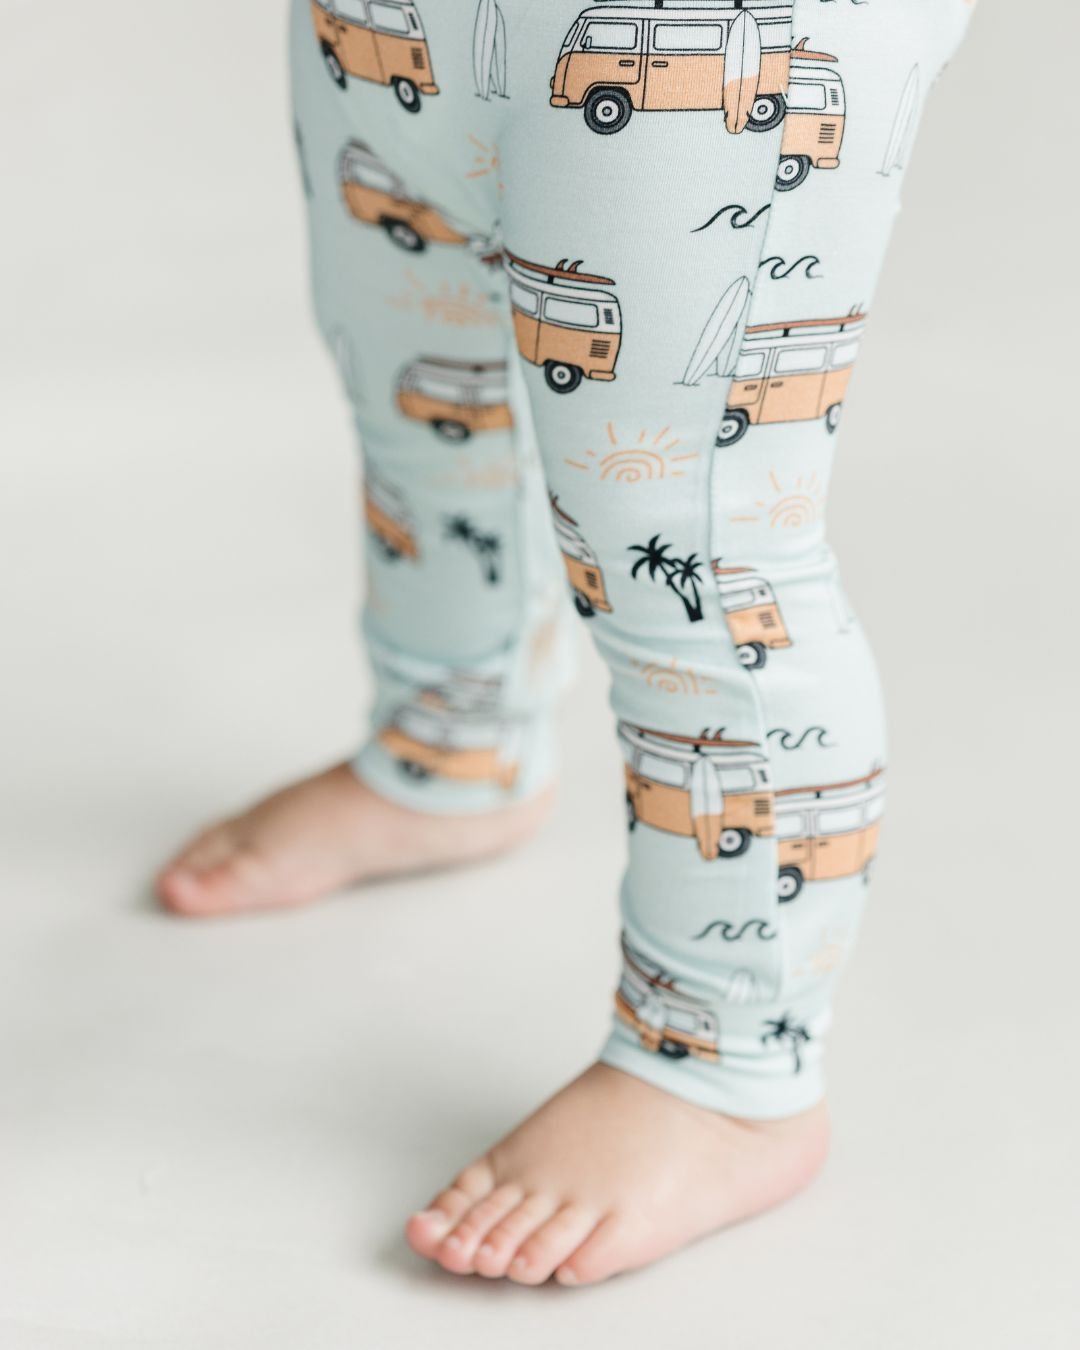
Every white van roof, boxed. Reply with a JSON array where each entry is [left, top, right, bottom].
[[506, 256, 618, 306], [743, 313, 865, 343], [576, 2, 792, 20], [406, 357, 507, 387], [775, 767, 885, 809], [619, 722, 765, 764]]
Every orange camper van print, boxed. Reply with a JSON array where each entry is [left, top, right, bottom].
[[396, 358, 512, 441], [615, 937, 720, 1062], [777, 39, 846, 190], [620, 722, 774, 860], [550, 2, 795, 136], [311, 0, 438, 110], [505, 253, 621, 393], [364, 474, 418, 561], [716, 311, 865, 446], [378, 674, 522, 789], [775, 768, 884, 900], [550, 496, 612, 618], [338, 142, 468, 253], [712, 562, 792, 669]]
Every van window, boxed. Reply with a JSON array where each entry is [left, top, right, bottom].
[[472, 381, 508, 407], [652, 23, 724, 52], [544, 296, 599, 329], [775, 810, 807, 839], [758, 21, 790, 51], [666, 1007, 700, 1034], [638, 752, 685, 788], [864, 791, 885, 823], [818, 805, 863, 835], [352, 163, 397, 193], [721, 587, 756, 611], [413, 375, 463, 403], [561, 20, 580, 52], [369, 2, 410, 33], [735, 351, 766, 380], [831, 339, 860, 369], [337, 0, 370, 23], [718, 766, 756, 793], [787, 80, 827, 112], [581, 20, 639, 51], [510, 282, 539, 316], [774, 345, 828, 375]]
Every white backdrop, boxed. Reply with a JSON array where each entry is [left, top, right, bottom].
[[2, 3, 1078, 1347]]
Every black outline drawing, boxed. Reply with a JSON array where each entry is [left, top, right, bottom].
[[762, 1014, 813, 1073], [693, 918, 778, 943]]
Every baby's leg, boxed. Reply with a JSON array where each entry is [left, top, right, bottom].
[[409, 0, 973, 1283], [158, 0, 573, 915]]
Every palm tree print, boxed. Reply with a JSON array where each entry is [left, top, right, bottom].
[[444, 514, 502, 585], [628, 534, 705, 623], [761, 1014, 812, 1074]]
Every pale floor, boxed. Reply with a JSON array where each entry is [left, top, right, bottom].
[[2, 4, 1079, 1346]]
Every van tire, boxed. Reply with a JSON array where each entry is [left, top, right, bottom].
[[382, 218, 425, 252], [825, 403, 843, 434], [737, 641, 767, 670], [544, 361, 583, 394], [746, 92, 786, 133], [659, 1039, 690, 1060], [715, 408, 750, 448], [378, 541, 402, 561], [717, 827, 751, 858], [583, 87, 633, 135], [321, 43, 347, 90], [398, 760, 431, 781], [777, 866, 804, 902], [393, 77, 422, 113], [625, 791, 636, 831], [433, 419, 470, 441], [574, 592, 596, 618], [776, 155, 811, 192]]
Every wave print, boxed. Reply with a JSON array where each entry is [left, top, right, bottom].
[[767, 726, 835, 751], [692, 203, 770, 234], [693, 917, 778, 942], [759, 254, 822, 280]]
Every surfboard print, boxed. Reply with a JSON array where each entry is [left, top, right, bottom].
[[724, 11, 763, 135], [473, 0, 508, 100], [681, 277, 752, 387], [881, 65, 920, 176]]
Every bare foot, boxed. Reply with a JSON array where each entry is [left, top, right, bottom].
[[156, 764, 554, 917], [406, 1063, 828, 1286]]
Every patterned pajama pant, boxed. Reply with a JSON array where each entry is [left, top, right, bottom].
[[290, 0, 974, 1118]]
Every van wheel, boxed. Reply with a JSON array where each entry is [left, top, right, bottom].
[[377, 541, 402, 561], [715, 408, 750, 448], [584, 88, 633, 135], [321, 43, 346, 89], [659, 1039, 690, 1060], [777, 866, 804, 902], [746, 92, 786, 133], [574, 592, 595, 618], [625, 791, 636, 831], [737, 642, 767, 671], [398, 760, 430, 781], [433, 419, 470, 441], [776, 155, 811, 192], [825, 403, 843, 434], [544, 361, 583, 394], [393, 77, 421, 112], [382, 218, 424, 252], [717, 828, 751, 858]]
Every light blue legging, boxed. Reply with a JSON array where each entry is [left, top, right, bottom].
[[290, 0, 973, 1118]]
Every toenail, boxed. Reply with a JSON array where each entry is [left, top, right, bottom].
[[416, 1210, 450, 1235], [444, 1235, 462, 1249], [511, 1256, 528, 1274], [478, 1243, 495, 1257], [556, 1268, 578, 1286]]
